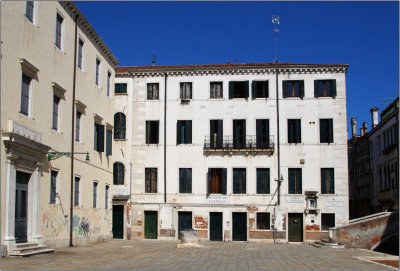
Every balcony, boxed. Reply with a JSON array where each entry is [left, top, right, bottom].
[[204, 135, 274, 155]]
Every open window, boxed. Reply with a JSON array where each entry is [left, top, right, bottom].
[[229, 81, 249, 99], [252, 81, 269, 99], [146, 121, 159, 144]]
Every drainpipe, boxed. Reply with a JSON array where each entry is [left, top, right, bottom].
[[70, 13, 79, 247], [164, 73, 168, 203], [275, 68, 281, 206]]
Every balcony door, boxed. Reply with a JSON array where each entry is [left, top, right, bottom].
[[233, 120, 246, 149], [210, 120, 223, 149]]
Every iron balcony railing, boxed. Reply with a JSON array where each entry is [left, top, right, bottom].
[[204, 135, 274, 153]]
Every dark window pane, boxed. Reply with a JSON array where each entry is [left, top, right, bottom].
[[114, 113, 126, 139], [78, 39, 84, 69], [177, 120, 192, 144], [289, 168, 302, 194], [145, 168, 157, 193], [230, 81, 248, 98], [146, 121, 159, 144], [321, 168, 334, 194], [52, 95, 60, 130], [105, 185, 109, 209], [180, 82, 192, 99], [320, 119, 333, 143], [288, 119, 301, 143], [257, 213, 270, 229], [179, 168, 192, 193], [113, 162, 125, 185], [93, 182, 98, 208], [210, 168, 223, 194], [75, 111, 81, 141], [257, 168, 270, 194], [147, 83, 159, 100], [115, 83, 127, 94], [233, 168, 246, 194], [50, 170, 57, 204], [95, 58, 100, 85], [20, 74, 31, 115], [26, 1, 34, 22], [55, 13, 63, 49], [321, 213, 335, 230], [106, 129, 112, 156], [256, 119, 270, 148], [74, 177, 80, 206]]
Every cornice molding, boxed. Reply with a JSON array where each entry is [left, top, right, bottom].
[[116, 66, 347, 78]]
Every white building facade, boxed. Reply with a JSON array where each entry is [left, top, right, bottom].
[[115, 63, 349, 242]]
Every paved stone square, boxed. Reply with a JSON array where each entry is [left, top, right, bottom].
[[1, 240, 396, 270]]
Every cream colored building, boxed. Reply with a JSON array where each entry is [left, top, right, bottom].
[[1, 1, 118, 255]]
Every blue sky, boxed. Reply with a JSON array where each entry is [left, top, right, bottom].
[[76, 1, 399, 138]]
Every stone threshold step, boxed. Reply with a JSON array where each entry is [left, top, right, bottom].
[[9, 248, 55, 257], [13, 245, 48, 252]]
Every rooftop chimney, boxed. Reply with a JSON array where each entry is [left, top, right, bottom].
[[360, 127, 364, 136], [351, 118, 357, 137], [370, 107, 379, 129], [362, 122, 368, 135]]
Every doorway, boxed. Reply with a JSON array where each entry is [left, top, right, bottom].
[[15, 171, 30, 243], [144, 211, 158, 239], [288, 213, 303, 242], [178, 211, 192, 240], [210, 212, 223, 241], [112, 205, 124, 239], [232, 212, 247, 241]]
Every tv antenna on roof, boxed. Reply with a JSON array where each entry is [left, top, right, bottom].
[[152, 54, 156, 66], [272, 15, 280, 63]]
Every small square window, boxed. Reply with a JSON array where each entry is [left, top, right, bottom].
[[180, 82, 192, 100], [321, 213, 335, 230], [252, 81, 268, 98], [314, 80, 336, 98], [115, 83, 127, 94], [229, 81, 249, 99]]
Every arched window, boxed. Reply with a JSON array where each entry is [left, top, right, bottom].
[[113, 162, 124, 185], [114, 113, 126, 139]]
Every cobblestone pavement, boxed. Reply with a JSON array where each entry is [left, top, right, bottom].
[[1, 239, 396, 270]]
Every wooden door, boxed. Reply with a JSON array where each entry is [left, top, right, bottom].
[[288, 213, 303, 242], [232, 212, 247, 241], [178, 212, 192, 240], [210, 212, 223, 241], [15, 171, 30, 243], [112, 205, 124, 239], [144, 211, 157, 239]]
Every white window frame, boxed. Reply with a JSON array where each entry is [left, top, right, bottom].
[[52, 94, 62, 132], [55, 11, 65, 51], [25, 1, 38, 25], [20, 72, 33, 118], [95, 57, 101, 87], [77, 37, 85, 71], [75, 110, 82, 143], [74, 175, 81, 207], [107, 70, 111, 96], [93, 181, 99, 209], [50, 169, 60, 205]]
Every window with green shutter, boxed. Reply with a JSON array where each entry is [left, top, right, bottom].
[[252, 81, 268, 99], [256, 168, 270, 194], [288, 119, 301, 143], [177, 120, 192, 144], [233, 168, 246, 194], [179, 168, 192, 193], [229, 81, 249, 99], [283, 80, 304, 98], [314, 80, 336, 98], [320, 119, 334, 143]]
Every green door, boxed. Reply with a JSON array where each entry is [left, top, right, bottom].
[[178, 212, 192, 240], [210, 212, 223, 241], [288, 213, 303, 242], [15, 171, 30, 243], [232, 212, 247, 241], [144, 211, 158, 239], [112, 205, 124, 239]]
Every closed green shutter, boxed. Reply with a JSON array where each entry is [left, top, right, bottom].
[[329, 119, 334, 143], [146, 121, 150, 144], [244, 81, 249, 98], [314, 80, 319, 98], [282, 81, 288, 98], [177, 121, 182, 144], [106, 129, 112, 156], [331, 80, 337, 98], [222, 168, 227, 195], [296, 119, 301, 143], [229, 81, 234, 99], [186, 121, 192, 144], [97, 124, 105, 152], [266, 81, 269, 98], [251, 81, 257, 99], [299, 81, 305, 98]]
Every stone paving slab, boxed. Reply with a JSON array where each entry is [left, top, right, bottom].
[[1, 239, 395, 270]]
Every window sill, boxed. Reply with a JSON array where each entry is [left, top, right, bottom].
[[51, 128, 63, 135], [115, 92, 128, 96], [95, 84, 101, 90], [177, 143, 193, 146], [229, 97, 248, 100], [24, 16, 37, 27], [254, 97, 269, 100], [114, 139, 127, 141], [283, 97, 303, 99], [146, 143, 160, 146], [209, 98, 224, 101], [253, 229, 272, 231], [256, 193, 271, 195], [54, 45, 65, 54], [316, 96, 335, 99], [319, 142, 334, 145], [147, 99, 160, 101], [19, 112, 34, 120]]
